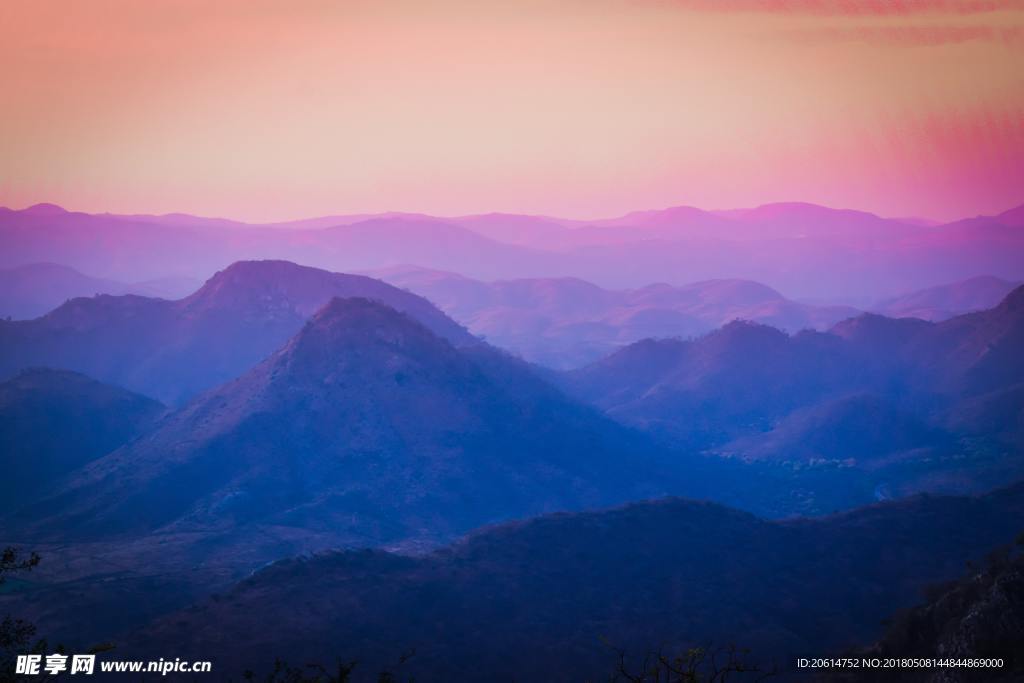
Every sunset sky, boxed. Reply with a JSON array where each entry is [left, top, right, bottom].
[[1, 0, 1022, 222]]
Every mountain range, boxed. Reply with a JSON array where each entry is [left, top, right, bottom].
[[564, 285, 1024, 500], [4, 260, 1021, 521], [6, 260, 1012, 373], [3, 201, 1023, 301], [1, 224, 1022, 679], [0, 260, 1021, 679]]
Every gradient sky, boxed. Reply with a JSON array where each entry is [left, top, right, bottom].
[[1, 0, 1022, 222]]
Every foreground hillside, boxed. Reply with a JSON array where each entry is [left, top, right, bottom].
[[125, 485, 1024, 682], [828, 539, 1024, 683]]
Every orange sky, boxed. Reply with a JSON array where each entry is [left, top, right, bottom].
[[1, 0, 1022, 222]]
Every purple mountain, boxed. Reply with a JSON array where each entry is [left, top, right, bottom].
[[0, 260, 473, 404]]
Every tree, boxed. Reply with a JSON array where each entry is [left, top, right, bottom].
[[606, 642, 777, 683], [241, 650, 415, 683], [0, 548, 42, 683]]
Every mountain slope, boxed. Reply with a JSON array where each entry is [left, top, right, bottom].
[[720, 393, 951, 465], [0, 368, 164, 514], [873, 276, 1020, 322], [18, 298, 669, 548], [0, 260, 473, 404], [129, 485, 1024, 682], [915, 284, 1024, 397], [564, 321, 866, 447]]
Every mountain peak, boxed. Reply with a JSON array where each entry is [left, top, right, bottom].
[[197, 259, 308, 288], [307, 295, 419, 330], [830, 312, 932, 343], [271, 296, 459, 384], [180, 260, 473, 345], [713, 318, 789, 344], [23, 202, 67, 215]]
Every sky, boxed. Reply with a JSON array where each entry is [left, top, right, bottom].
[[1, 0, 1022, 223]]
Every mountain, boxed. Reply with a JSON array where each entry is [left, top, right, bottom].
[[19, 202, 67, 216], [945, 383, 1024, 452], [908, 284, 1024, 398], [0, 263, 199, 319], [873, 276, 1020, 321], [564, 320, 866, 447], [127, 485, 1024, 682], [0, 368, 164, 514], [372, 266, 858, 369], [713, 202, 919, 239], [580, 202, 917, 244], [0, 260, 474, 404], [16, 297, 670, 549]]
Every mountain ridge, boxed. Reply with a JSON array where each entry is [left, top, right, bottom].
[[4, 200, 1023, 298], [123, 482, 1024, 682]]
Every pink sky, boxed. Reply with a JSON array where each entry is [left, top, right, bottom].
[[1, 0, 1022, 222]]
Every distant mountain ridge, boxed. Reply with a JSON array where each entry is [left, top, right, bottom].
[[872, 275, 1021, 321], [3, 200, 1022, 299]]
